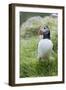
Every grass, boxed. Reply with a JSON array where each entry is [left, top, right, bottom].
[[20, 36, 58, 78], [20, 15, 58, 78]]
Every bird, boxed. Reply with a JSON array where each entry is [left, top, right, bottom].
[[38, 26, 53, 60]]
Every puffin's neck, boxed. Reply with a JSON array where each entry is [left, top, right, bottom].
[[43, 31, 50, 39]]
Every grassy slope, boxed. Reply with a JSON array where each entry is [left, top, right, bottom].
[[20, 36, 58, 78]]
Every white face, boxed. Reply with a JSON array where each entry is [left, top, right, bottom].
[[44, 26, 49, 32], [40, 26, 49, 33]]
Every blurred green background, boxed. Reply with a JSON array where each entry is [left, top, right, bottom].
[[20, 12, 58, 78]]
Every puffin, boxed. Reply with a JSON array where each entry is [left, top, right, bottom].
[[38, 26, 53, 60]]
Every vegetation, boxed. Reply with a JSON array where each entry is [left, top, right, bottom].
[[20, 13, 58, 78]]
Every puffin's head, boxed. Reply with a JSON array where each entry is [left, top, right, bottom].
[[38, 26, 50, 39]]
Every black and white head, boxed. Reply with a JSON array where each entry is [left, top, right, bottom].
[[39, 26, 50, 39], [43, 26, 50, 39]]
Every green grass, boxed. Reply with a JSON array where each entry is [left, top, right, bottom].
[[20, 15, 58, 78], [20, 36, 58, 78]]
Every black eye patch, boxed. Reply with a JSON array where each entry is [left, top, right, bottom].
[[44, 27, 46, 29]]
